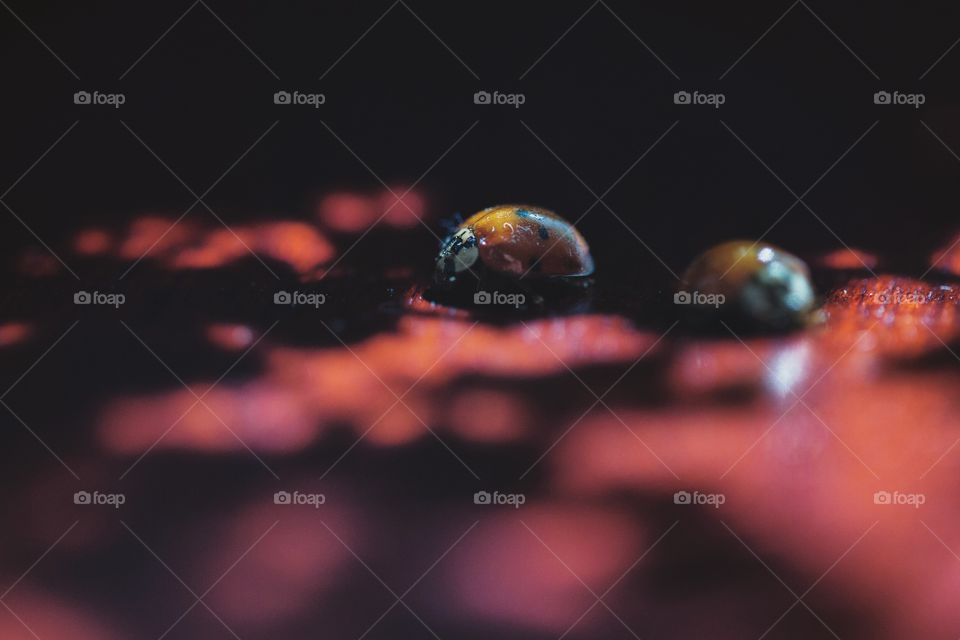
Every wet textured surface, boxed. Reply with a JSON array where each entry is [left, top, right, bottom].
[[3, 199, 960, 639]]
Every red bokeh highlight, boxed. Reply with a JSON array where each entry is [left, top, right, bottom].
[[98, 315, 662, 455], [0, 322, 31, 347], [0, 591, 119, 640], [206, 323, 256, 351], [441, 505, 645, 633], [72, 216, 335, 275], [172, 221, 334, 273], [196, 503, 355, 627], [818, 247, 879, 270], [73, 228, 113, 256], [317, 187, 426, 232]]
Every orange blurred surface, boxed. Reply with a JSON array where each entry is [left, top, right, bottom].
[[8, 197, 960, 639]]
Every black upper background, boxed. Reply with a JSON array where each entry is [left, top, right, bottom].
[[2, 0, 960, 287]]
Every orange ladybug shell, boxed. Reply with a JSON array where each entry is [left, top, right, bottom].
[[462, 205, 594, 278]]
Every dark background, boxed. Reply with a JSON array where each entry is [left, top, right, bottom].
[[2, 0, 960, 287]]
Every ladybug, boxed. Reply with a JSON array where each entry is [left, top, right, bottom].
[[679, 240, 816, 330], [435, 204, 594, 284]]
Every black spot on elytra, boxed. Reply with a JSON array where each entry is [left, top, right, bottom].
[[538, 225, 549, 240]]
